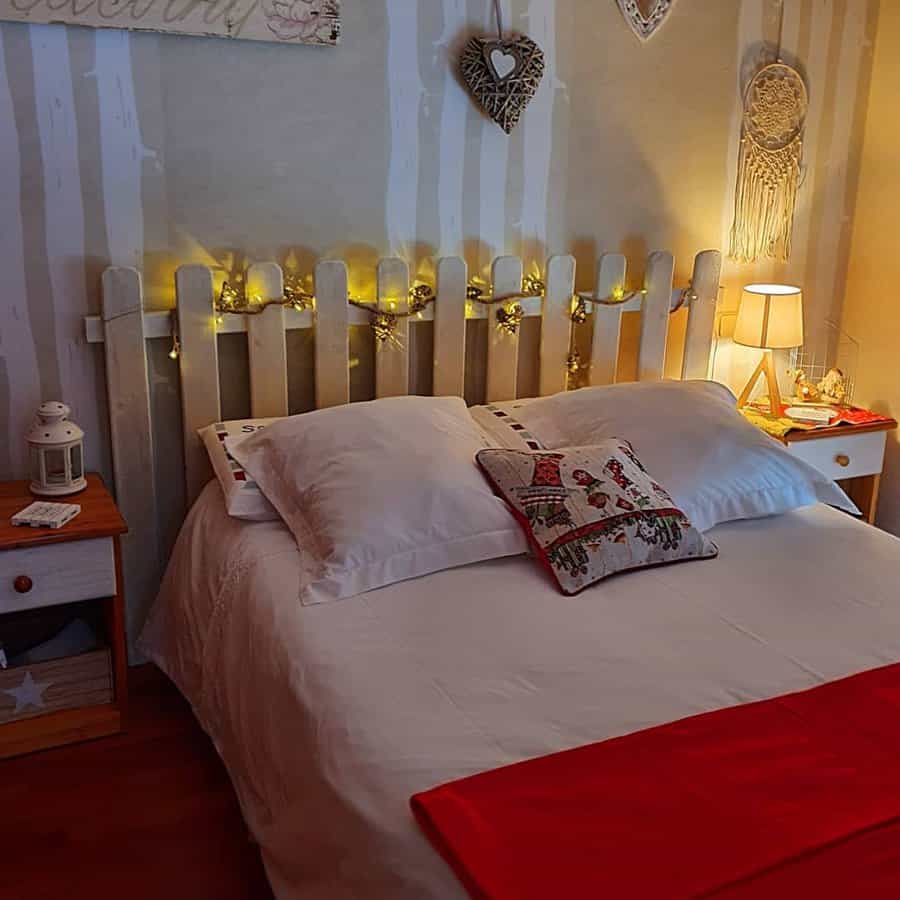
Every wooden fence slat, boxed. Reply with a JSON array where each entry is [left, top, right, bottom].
[[314, 261, 350, 408], [375, 258, 410, 398], [681, 250, 722, 381], [100, 266, 159, 660], [589, 254, 628, 386], [539, 255, 576, 397], [175, 264, 221, 505], [246, 262, 288, 418], [486, 256, 523, 402], [637, 251, 675, 382], [433, 257, 467, 397]]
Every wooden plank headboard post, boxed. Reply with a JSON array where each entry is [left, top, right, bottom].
[[246, 263, 288, 418], [100, 266, 159, 658], [681, 250, 723, 380], [376, 259, 410, 398], [589, 254, 628, 386], [539, 256, 577, 397], [175, 265, 221, 506], [315, 260, 351, 408], [433, 258, 467, 397], [486, 256, 524, 402], [637, 251, 676, 382]]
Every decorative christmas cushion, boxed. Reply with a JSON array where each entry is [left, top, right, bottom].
[[199, 417, 284, 521], [476, 441, 718, 595]]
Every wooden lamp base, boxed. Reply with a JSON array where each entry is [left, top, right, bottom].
[[737, 350, 782, 413]]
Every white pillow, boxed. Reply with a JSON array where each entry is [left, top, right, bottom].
[[475, 381, 857, 532], [229, 396, 527, 604], [199, 418, 283, 521]]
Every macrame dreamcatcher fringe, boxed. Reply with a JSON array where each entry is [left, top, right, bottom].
[[729, 62, 808, 263], [730, 134, 803, 262]]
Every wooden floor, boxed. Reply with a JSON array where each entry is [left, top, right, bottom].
[[0, 665, 273, 900]]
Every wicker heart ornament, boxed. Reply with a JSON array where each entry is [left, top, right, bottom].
[[616, 0, 676, 42], [461, 35, 545, 134]]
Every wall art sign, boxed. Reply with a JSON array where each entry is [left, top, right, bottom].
[[0, 0, 341, 47], [615, 0, 676, 42]]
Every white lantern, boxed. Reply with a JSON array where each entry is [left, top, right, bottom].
[[26, 402, 87, 496]]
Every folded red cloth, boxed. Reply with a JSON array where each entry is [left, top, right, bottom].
[[412, 664, 900, 899]]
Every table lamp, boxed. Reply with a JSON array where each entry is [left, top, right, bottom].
[[733, 284, 804, 413]]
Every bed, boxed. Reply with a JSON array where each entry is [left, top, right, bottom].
[[138, 480, 900, 899], [87, 247, 900, 897]]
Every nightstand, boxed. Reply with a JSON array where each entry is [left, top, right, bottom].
[[777, 420, 898, 524], [0, 475, 128, 758]]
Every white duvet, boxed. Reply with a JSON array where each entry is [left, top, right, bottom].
[[140, 483, 900, 899]]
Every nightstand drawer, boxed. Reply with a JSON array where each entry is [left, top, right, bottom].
[[0, 538, 116, 615], [786, 431, 887, 482]]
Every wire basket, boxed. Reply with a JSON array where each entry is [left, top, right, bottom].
[[788, 319, 858, 407]]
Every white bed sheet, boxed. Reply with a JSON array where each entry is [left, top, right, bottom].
[[140, 483, 900, 899]]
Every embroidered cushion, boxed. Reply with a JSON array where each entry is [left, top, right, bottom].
[[476, 441, 718, 595]]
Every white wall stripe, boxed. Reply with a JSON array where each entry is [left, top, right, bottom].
[[784, 0, 833, 292], [89, 30, 147, 269], [518, 0, 559, 257], [435, 0, 468, 258], [478, 0, 511, 272], [385, 0, 423, 257], [713, 0, 766, 392], [0, 29, 42, 476], [812, 1, 867, 326], [30, 24, 103, 471], [719, 0, 766, 285]]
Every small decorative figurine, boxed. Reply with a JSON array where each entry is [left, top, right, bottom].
[[817, 368, 848, 406], [788, 368, 821, 403]]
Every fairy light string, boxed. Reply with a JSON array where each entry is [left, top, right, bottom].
[[203, 268, 700, 350]]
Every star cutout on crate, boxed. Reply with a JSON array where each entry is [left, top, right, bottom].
[[3, 671, 52, 715]]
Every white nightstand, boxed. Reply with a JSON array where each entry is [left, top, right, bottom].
[[0, 475, 128, 758], [778, 420, 897, 524]]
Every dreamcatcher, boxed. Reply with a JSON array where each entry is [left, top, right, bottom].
[[729, 61, 809, 263]]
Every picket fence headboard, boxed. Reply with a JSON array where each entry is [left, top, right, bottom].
[[84, 248, 722, 654]]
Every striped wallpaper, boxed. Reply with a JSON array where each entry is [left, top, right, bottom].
[[0, 0, 882, 489]]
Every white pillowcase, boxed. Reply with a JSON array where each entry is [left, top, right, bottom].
[[229, 396, 527, 604], [475, 380, 857, 532], [199, 418, 283, 521]]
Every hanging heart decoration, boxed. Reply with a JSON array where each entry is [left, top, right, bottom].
[[461, 34, 545, 134], [615, 0, 677, 42]]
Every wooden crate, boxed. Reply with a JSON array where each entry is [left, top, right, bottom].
[[0, 649, 112, 725]]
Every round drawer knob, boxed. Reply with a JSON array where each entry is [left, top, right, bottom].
[[13, 575, 33, 594], [835, 454, 851, 468]]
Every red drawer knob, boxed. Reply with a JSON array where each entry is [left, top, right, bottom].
[[13, 575, 33, 594]]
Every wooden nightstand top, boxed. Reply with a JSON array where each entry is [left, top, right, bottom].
[[0, 475, 127, 551], [779, 418, 898, 445]]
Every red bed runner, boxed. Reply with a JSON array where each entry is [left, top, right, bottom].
[[411, 664, 900, 899]]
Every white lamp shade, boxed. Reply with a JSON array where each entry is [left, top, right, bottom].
[[733, 284, 804, 350]]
